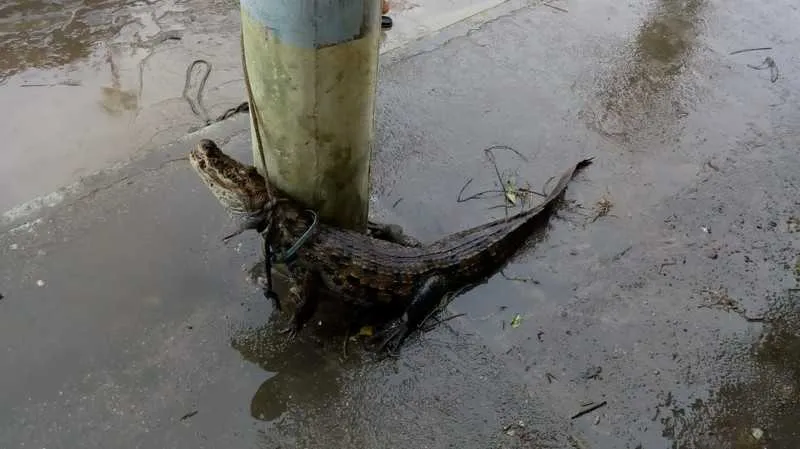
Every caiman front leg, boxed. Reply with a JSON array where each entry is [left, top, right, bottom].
[[278, 267, 320, 340], [260, 236, 281, 311], [374, 275, 449, 353], [367, 221, 422, 247]]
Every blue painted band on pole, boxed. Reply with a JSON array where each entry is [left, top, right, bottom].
[[241, 0, 376, 49]]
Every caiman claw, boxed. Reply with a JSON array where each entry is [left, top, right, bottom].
[[278, 324, 299, 341], [374, 321, 411, 355]]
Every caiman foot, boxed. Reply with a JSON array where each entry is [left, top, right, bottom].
[[367, 221, 422, 247], [278, 324, 299, 341], [372, 275, 448, 354], [374, 320, 412, 355], [276, 270, 320, 343]]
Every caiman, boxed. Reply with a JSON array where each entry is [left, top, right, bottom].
[[188, 138, 592, 351]]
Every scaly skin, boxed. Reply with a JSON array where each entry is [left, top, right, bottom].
[[189, 139, 592, 352]]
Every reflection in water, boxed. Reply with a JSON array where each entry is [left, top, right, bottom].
[[99, 45, 138, 115], [581, 0, 707, 142], [0, 0, 127, 82], [229, 299, 368, 424], [233, 325, 347, 422], [660, 288, 800, 449]]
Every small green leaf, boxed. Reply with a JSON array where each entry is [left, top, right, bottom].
[[505, 180, 518, 205], [510, 314, 522, 328], [505, 190, 517, 205]]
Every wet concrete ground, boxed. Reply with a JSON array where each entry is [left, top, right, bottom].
[[2, 0, 800, 448]]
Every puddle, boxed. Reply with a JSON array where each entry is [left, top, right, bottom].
[[231, 322, 356, 423], [0, 0, 124, 81], [580, 0, 708, 143], [0, 0, 246, 212], [660, 288, 800, 449]]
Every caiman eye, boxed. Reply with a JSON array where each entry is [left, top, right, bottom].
[[199, 139, 220, 156]]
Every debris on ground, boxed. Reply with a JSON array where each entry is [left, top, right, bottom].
[[581, 366, 603, 380], [500, 269, 540, 284], [179, 410, 198, 421], [729, 47, 772, 55], [704, 242, 720, 259], [502, 420, 526, 436], [504, 178, 519, 205], [788, 216, 799, 233], [699, 287, 766, 322], [589, 190, 614, 223], [746, 56, 779, 83], [510, 314, 523, 328], [456, 145, 549, 216], [570, 400, 607, 420]]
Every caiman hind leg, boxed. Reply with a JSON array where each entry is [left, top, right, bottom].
[[367, 221, 422, 247], [374, 275, 449, 354], [278, 268, 321, 341]]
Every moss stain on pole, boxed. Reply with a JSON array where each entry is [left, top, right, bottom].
[[240, 0, 381, 231]]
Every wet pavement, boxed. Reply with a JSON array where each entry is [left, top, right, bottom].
[[2, 0, 800, 448]]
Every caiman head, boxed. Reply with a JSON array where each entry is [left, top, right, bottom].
[[188, 139, 272, 217]]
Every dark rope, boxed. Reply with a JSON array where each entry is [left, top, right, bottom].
[[182, 59, 252, 130], [183, 59, 212, 124]]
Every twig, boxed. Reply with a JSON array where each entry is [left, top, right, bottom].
[[180, 410, 198, 421], [543, 2, 568, 13], [542, 175, 556, 195], [729, 47, 772, 55], [457, 146, 541, 207], [570, 401, 607, 420], [421, 313, 466, 332], [747, 56, 779, 83], [20, 80, 82, 87], [500, 269, 540, 284], [658, 261, 676, 274], [519, 187, 546, 198], [457, 185, 544, 203], [484, 146, 518, 217], [484, 144, 528, 162], [457, 179, 490, 202]]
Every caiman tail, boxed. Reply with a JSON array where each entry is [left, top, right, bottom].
[[375, 156, 593, 352], [427, 157, 594, 285]]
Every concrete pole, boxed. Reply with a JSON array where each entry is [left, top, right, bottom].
[[240, 0, 382, 231]]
